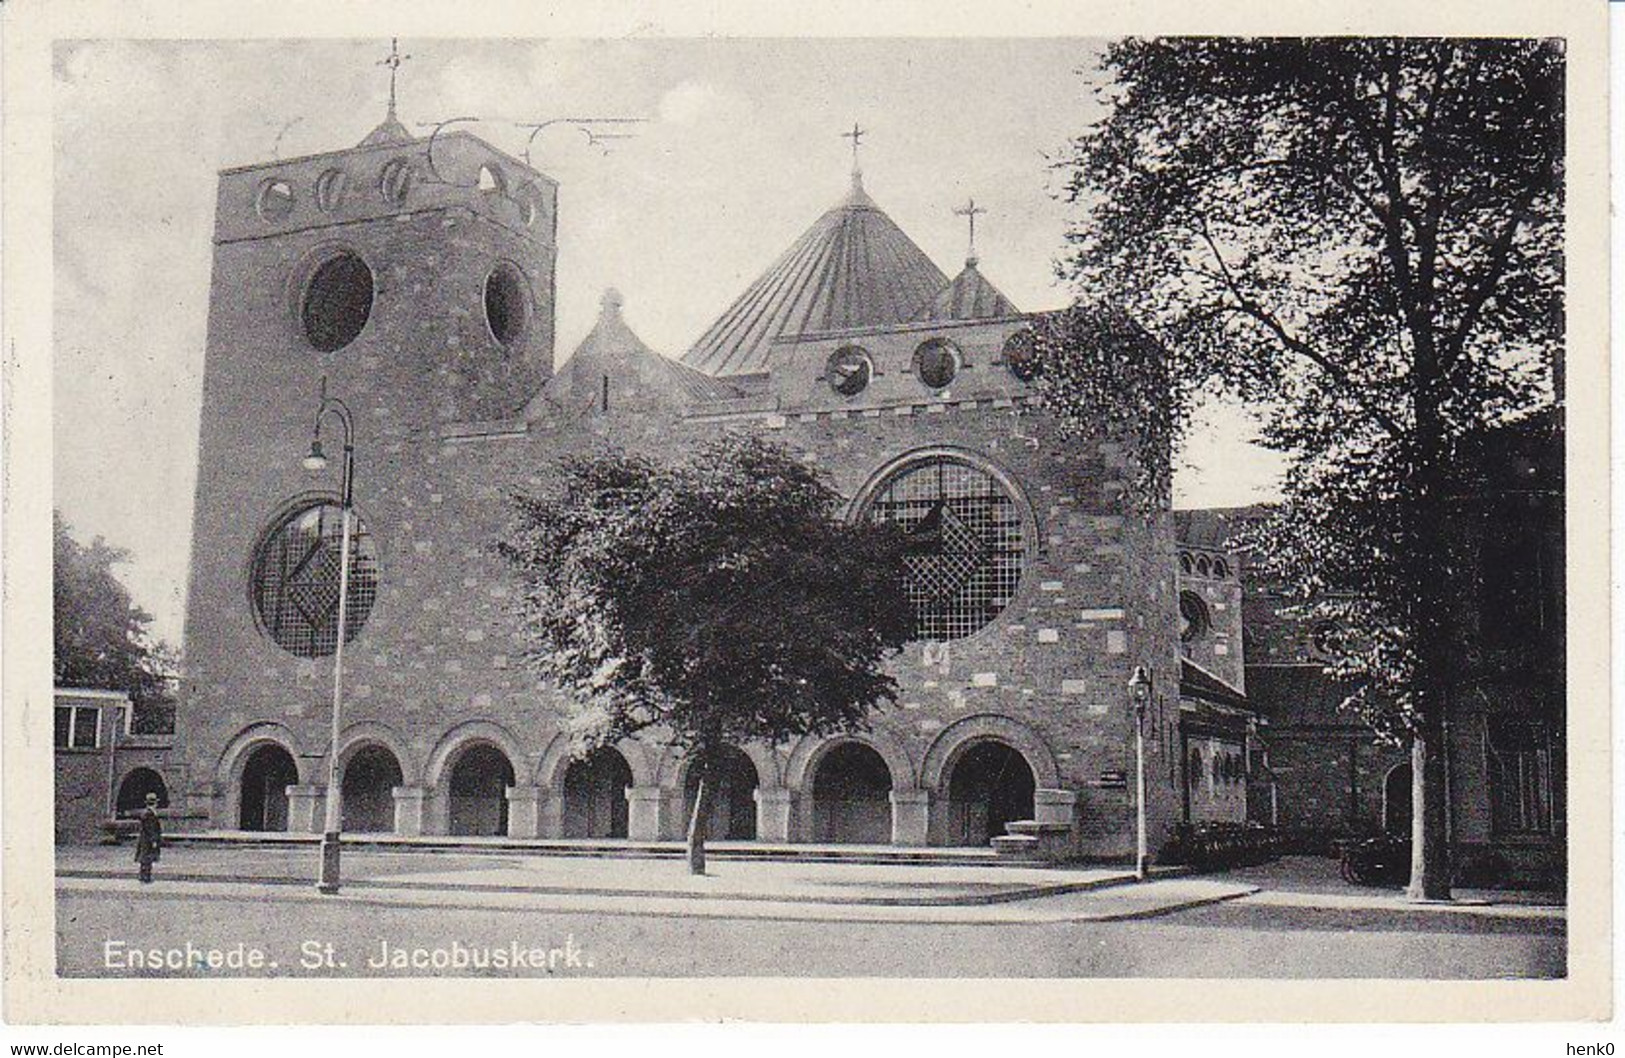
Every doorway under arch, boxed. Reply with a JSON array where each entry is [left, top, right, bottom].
[[342, 745, 403, 833], [944, 740, 1035, 846], [563, 747, 632, 839], [116, 768, 169, 816], [1384, 762, 1413, 836], [239, 744, 298, 831], [810, 741, 893, 844], [448, 744, 516, 837], [682, 746, 759, 841]]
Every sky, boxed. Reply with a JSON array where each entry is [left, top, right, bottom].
[[52, 38, 1287, 649]]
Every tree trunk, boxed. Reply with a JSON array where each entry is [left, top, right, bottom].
[[686, 765, 714, 876], [1406, 717, 1452, 901]]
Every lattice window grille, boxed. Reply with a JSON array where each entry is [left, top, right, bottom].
[[251, 502, 380, 658], [868, 457, 1024, 640]]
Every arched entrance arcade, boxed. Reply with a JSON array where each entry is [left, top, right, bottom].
[[239, 744, 298, 832], [681, 746, 760, 841], [810, 741, 893, 845], [563, 747, 633, 839], [341, 745, 404, 834], [943, 740, 1036, 846], [448, 744, 517, 837]]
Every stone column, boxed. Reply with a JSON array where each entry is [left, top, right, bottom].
[[754, 787, 792, 843], [285, 785, 325, 834], [505, 785, 544, 838], [539, 788, 564, 838], [626, 785, 664, 841], [392, 785, 427, 837], [889, 788, 931, 846]]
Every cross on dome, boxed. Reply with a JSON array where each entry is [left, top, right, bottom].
[[378, 37, 412, 122], [841, 122, 867, 183], [954, 198, 987, 266]]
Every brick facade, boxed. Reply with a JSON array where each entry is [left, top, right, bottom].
[[173, 122, 1202, 860]]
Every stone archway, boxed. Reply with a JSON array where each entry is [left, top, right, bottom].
[[562, 747, 633, 839], [116, 768, 169, 815], [680, 746, 761, 841], [448, 743, 517, 837], [341, 745, 404, 833], [239, 744, 299, 832], [809, 741, 893, 845], [943, 740, 1036, 846]]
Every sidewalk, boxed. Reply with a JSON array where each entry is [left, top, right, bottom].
[[1211, 856, 1566, 922], [57, 846, 1562, 927], [60, 842, 1102, 905], [57, 843, 1255, 924]]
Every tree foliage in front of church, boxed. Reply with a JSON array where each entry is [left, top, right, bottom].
[[54, 511, 176, 730], [1051, 38, 1563, 898], [500, 436, 914, 870]]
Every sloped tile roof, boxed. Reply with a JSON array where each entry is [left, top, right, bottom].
[[681, 175, 950, 377], [913, 259, 1018, 322], [532, 291, 740, 420]]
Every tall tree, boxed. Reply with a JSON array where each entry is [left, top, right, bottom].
[[500, 436, 914, 874], [54, 511, 175, 715], [1047, 38, 1563, 899]]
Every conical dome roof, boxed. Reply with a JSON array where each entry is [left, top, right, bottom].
[[358, 114, 415, 148], [914, 258, 1019, 322], [532, 290, 739, 419], [682, 175, 950, 377]]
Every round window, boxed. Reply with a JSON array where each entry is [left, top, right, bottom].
[[301, 253, 374, 352], [256, 179, 294, 221], [913, 338, 961, 389], [484, 263, 529, 346], [826, 345, 873, 397], [1179, 591, 1210, 642], [379, 159, 414, 205], [250, 502, 380, 658], [865, 455, 1025, 641], [1002, 328, 1041, 381], [315, 168, 349, 212]]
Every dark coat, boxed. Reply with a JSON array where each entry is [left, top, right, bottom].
[[135, 807, 162, 865]]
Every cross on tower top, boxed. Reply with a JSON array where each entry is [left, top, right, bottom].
[[954, 197, 987, 265], [378, 37, 412, 121], [841, 122, 866, 179]]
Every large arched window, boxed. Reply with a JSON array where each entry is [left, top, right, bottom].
[[863, 454, 1026, 640], [249, 501, 380, 658]]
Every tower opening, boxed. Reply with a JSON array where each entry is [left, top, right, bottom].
[[239, 744, 298, 832], [810, 741, 892, 844], [562, 747, 632, 839], [448, 744, 515, 837], [484, 263, 528, 347], [301, 252, 374, 352]]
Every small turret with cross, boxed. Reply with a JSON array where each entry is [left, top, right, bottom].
[[954, 197, 986, 267]]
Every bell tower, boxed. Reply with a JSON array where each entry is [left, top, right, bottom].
[[177, 67, 559, 821]]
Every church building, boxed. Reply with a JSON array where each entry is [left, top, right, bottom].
[[170, 87, 1260, 862]]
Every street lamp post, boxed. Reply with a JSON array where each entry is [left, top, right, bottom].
[[304, 378, 355, 896], [1128, 665, 1152, 881]]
